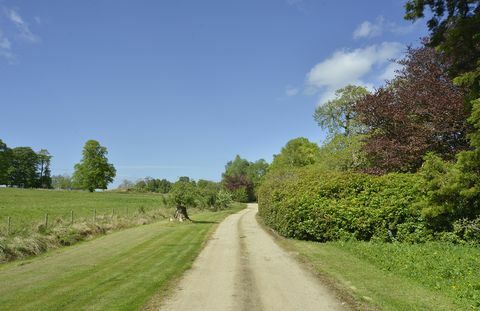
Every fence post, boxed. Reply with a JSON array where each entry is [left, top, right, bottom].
[[93, 209, 96, 223], [71, 210, 74, 225], [44, 213, 48, 228], [112, 208, 115, 218], [126, 207, 128, 218], [7, 216, 11, 235]]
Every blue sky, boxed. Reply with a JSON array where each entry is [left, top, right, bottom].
[[0, 0, 427, 186]]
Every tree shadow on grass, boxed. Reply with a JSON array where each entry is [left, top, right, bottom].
[[191, 220, 218, 224]]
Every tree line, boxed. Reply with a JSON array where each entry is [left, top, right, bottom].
[[0, 139, 52, 188], [0, 139, 116, 192]]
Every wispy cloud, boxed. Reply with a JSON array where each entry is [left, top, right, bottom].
[[6, 8, 40, 43], [353, 16, 419, 40], [285, 85, 299, 97], [0, 28, 15, 62], [353, 16, 384, 39], [305, 42, 403, 104]]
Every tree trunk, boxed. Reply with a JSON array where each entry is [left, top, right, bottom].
[[174, 206, 191, 222]]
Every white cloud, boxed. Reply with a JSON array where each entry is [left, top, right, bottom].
[[354, 16, 420, 40], [305, 42, 403, 105], [6, 8, 40, 43], [379, 62, 403, 82], [353, 16, 384, 39], [285, 85, 299, 96]]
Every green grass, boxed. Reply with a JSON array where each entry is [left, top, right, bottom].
[[0, 204, 244, 311], [0, 188, 167, 232], [281, 239, 480, 310]]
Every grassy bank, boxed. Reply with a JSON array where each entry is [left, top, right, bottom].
[[279, 238, 480, 310], [0, 204, 244, 310]]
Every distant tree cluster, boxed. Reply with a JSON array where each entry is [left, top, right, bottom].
[[221, 155, 269, 202], [121, 177, 172, 193], [0, 139, 52, 188]]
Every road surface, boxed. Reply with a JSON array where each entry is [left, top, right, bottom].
[[159, 203, 345, 311]]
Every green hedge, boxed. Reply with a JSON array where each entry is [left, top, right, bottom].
[[258, 167, 429, 242]]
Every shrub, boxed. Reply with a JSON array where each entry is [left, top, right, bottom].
[[258, 166, 428, 242], [214, 190, 233, 210]]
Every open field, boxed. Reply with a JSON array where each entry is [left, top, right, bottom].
[[0, 188, 168, 233], [0, 204, 245, 311], [278, 238, 480, 310]]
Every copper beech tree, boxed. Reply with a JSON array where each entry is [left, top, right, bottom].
[[355, 45, 469, 174]]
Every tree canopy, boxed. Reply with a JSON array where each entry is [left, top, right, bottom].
[[73, 140, 116, 192], [314, 85, 369, 137]]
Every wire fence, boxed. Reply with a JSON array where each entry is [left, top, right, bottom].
[[1, 206, 171, 237]]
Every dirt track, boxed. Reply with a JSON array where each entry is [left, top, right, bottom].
[[159, 203, 345, 311]]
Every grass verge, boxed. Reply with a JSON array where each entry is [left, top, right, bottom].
[[276, 237, 479, 310], [0, 203, 245, 311]]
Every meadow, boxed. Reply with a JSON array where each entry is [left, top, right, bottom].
[[0, 188, 168, 233]]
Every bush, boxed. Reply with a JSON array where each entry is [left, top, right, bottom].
[[214, 190, 233, 210], [258, 166, 428, 242]]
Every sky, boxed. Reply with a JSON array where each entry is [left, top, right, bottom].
[[0, 0, 428, 186]]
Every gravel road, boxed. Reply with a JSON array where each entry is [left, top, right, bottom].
[[159, 203, 345, 311]]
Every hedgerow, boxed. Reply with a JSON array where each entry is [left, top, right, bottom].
[[258, 166, 430, 242]]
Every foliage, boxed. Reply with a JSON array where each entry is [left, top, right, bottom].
[[131, 177, 172, 193], [316, 134, 368, 171], [270, 137, 320, 170], [72, 140, 116, 192], [214, 189, 233, 210], [314, 85, 369, 136], [222, 155, 268, 202], [258, 166, 428, 243], [37, 149, 52, 188], [169, 180, 199, 208], [405, 0, 480, 101], [0, 139, 12, 185], [355, 45, 468, 173], [419, 100, 480, 229], [7, 147, 40, 188]]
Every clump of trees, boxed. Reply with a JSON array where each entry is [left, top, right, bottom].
[[0, 139, 52, 188], [221, 155, 268, 202]]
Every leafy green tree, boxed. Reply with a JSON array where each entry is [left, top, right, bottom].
[[157, 178, 172, 193], [0, 139, 12, 185], [215, 189, 233, 210], [37, 149, 52, 188], [314, 85, 369, 136], [270, 137, 320, 170], [72, 140, 116, 192], [170, 179, 199, 206], [316, 134, 368, 171], [7, 147, 38, 188]]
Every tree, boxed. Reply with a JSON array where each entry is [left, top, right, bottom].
[[405, 0, 480, 101], [355, 45, 469, 173], [270, 137, 320, 170], [222, 155, 255, 202], [0, 139, 12, 185], [37, 149, 52, 188], [314, 85, 370, 136], [72, 140, 116, 192], [170, 179, 197, 221], [7, 147, 38, 187], [118, 179, 135, 191], [316, 134, 368, 172]]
